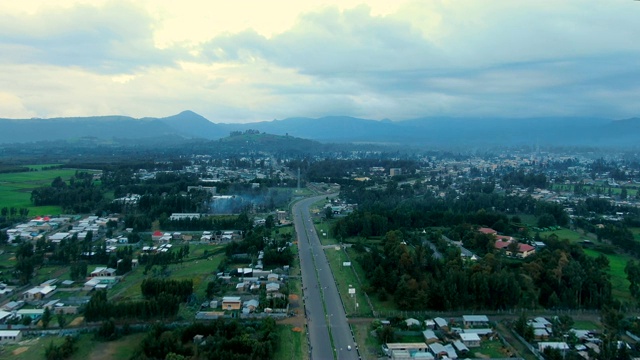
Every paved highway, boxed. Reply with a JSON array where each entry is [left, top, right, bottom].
[[293, 195, 360, 360]]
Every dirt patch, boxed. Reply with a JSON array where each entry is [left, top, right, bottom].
[[292, 327, 303, 332], [13, 347, 29, 355], [474, 353, 490, 359], [289, 294, 299, 301], [69, 316, 84, 326]]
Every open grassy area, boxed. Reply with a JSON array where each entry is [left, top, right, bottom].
[[539, 228, 591, 243], [273, 325, 308, 360], [323, 246, 373, 317], [583, 248, 634, 303], [475, 339, 512, 358], [0, 333, 96, 360], [88, 332, 146, 360], [0, 167, 99, 215], [573, 319, 602, 330]]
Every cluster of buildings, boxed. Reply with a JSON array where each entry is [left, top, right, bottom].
[[478, 227, 537, 259], [384, 315, 496, 359]]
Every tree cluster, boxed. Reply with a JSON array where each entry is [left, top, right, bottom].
[[84, 290, 181, 322], [132, 318, 279, 360]]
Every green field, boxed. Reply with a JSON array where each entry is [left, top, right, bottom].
[[583, 248, 634, 303], [0, 168, 98, 216], [273, 325, 307, 360], [539, 228, 592, 243], [475, 339, 512, 358], [0, 331, 146, 360]]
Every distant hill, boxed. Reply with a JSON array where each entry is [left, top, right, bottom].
[[0, 111, 227, 144], [1, 111, 639, 148]]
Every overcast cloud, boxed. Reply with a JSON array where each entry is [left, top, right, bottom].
[[0, 0, 638, 122]]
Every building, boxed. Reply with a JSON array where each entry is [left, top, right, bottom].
[[22, 285, 56, 301], [434, 317, 449, 331], [222, 296, 242, 310], [169, 213, 201, 221], [462, 315, 489, 327], [90, 267, 117, 277], [0, 330, 22, 344], [390, 168, 402, 176], [460, 333, 481, 347]]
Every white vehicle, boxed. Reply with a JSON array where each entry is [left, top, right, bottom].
[[347, 345, 352, 351]]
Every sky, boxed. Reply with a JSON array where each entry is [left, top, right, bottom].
[[0, 0, 638, 123]]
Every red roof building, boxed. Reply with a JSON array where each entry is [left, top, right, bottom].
[[478, 227, 498, 235]]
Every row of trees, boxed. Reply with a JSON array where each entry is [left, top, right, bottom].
[[140, 278, 193, 302], [84, 290, 181, 322]]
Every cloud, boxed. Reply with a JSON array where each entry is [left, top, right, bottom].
[[0, 0, 639, 121], [0, 1, 185, 73]]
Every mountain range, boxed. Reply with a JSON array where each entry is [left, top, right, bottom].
[[1, 110, 638, 148]]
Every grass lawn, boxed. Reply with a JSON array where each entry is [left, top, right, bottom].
[[273, 325, 307, 360], [475, 339, 512, 358], [539, 228, 590, 243], [573, 320, 602, 330], [583, 248, 634, 303], [313, 221, 338, 246], [323, 247, 373, 316]]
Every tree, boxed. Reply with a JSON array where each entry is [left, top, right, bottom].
[[42, 307, 52, 329], [57, 313, 67, 329], [324, 206, 334, 220]]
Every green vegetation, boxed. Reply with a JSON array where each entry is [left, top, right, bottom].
[[0, 168, 82, 215], [323, 246, 373, 316], [476, 340, 511, 358], [583, 248, 634, 303], [273, 326, 307, 360], [538, 228, 590, 243]]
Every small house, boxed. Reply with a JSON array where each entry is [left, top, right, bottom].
[[462, 315, 489, 328], [460, 332, 481, 347], [222, 296, 242, 310], [434, 317, 449, 331], [0, 330, 22, 344]]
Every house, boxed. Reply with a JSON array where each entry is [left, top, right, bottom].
[[1, 301, 24, 312], [538, 342, 569, 354], [534, 328, 550, 340], [453, 340, 469, 354], [267, 273, 279, 282], [22, 285, 56, 301], [0, 330, 22, 344], [434, 317, 449, 331], [428, 343, 448, 358], [424, 319, 436, 329], [169, 213, 201, 221], [494, 240, 536, 258], [422, 330, 439, 344], [478, 227, 498, 235], [405, 318, 421, 328], [460, 333, 481, 347], [463, 328, 494, 338], [243, 299, 259, 313], [266, 282, 280, 292], [152, 231, 163, 241], [90, 267, 117, 277], [222, 296, 242, 310], [462, 315, 489, 327]]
